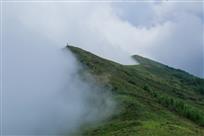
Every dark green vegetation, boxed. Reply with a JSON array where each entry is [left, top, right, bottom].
[[67, 46, 204, 136]]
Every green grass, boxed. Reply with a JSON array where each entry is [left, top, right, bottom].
[[67, 45, 204, 136]]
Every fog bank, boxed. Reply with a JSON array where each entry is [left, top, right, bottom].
[[2, 42, 116, 135]]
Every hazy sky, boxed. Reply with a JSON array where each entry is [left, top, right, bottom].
[[2, 1, 203, 77]]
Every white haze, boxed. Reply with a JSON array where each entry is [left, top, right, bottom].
[[2, 40, 116, 135], [12, 3, 137, 65]]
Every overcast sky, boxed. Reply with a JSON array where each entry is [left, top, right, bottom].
[[2, 1, 204, 77]]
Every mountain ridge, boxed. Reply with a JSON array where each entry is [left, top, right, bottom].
[[67, 45, 204, 136]]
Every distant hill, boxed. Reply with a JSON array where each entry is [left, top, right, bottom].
[[67, 45, 204, 136]]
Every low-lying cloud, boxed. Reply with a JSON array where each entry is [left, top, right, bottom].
[[2, 4, 116, 134], [2, 40, 116, 135]]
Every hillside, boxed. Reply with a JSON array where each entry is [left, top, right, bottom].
[[67, 45, 204, 136]]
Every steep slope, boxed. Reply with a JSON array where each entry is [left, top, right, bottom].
[[67, 45, 204, 136]]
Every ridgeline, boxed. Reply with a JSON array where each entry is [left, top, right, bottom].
[[67, 45, 204, 136]]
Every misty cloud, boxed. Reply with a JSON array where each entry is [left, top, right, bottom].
[[2, 35, 116, 135], [2, 3, 116, 135]]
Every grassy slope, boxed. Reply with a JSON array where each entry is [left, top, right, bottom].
[[67, 46, 204, 136]]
